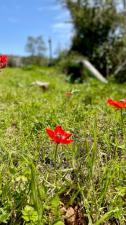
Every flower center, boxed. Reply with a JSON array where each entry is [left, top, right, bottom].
[[56, 133, 65, 139]]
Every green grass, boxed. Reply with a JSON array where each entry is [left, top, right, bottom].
[[0, 67, 125, 225]]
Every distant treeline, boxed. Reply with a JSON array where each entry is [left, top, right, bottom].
[[7, 55, 48, 68]]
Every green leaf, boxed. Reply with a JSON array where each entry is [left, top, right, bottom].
[[51, 196, 60, 209], [0, 208, 10, 223], [22, 205, 38, 223], [53, 221, 64, 225]]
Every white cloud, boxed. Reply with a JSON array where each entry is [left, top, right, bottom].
[[37, 4, 61, 12], [51, 5, 62, 11], [55, 11, 70, 21], [52, 22, 74, 49], [53, 22, 67, 29], [52, 22, 72, 31]]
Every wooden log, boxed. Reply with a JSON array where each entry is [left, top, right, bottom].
[[82, 59, 108, 83]]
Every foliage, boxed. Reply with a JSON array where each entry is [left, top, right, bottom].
[[61, 0, 126, 78], [7, 55, 22, 68], [0, 67, 125, 224], [25, 36, 46, 57], [25, 36, 46, 66], [57, 51, 88, 83], [113, 59, 126, 83], [22, 55, 48, 67]]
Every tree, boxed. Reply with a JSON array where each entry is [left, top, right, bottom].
[[35, 36, 46, 56], [25, 35, 46, 65], [25, 36, 46, 65], [61, 0, 126, 76], [25, 36, 36, 56]]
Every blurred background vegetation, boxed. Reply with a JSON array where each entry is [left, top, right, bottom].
[[6, 0, 126, 83]]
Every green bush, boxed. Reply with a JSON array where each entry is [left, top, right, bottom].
[[114, 62, 126, 83], [57, 51, 87, 83]]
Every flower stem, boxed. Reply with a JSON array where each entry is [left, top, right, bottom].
[[121, 108, 123, 122], [120, 108, 123, 132], [54, 143, 59, 170], [54, 143, 59, 188]]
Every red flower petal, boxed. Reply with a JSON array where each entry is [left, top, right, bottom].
[[55, 125, 72, 139], [46, 125, 73, 144], [107, 99, 122, 108], [0, 55, 8, 69], [46, 127, 64, 143], [119, 102, 126, 108], [0, 55, 8, 63], [55, 125, 65, 135], [59, 139, 73, 144], [46, 128, 55, 140]]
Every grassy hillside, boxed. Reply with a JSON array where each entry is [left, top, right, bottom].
[[0, 67, 125, 225]]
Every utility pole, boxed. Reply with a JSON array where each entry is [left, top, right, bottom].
[[123, 0, 126, 8], [48, 38, 52, 66]]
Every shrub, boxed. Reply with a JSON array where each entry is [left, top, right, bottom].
[[57, 51, 88, 83], [114, 61, 126, 83]]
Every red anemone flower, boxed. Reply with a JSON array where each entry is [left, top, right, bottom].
[[0, 55, 8, 69], [121, 98, 126, 102], [107, 98, 126, 109], [46, 125, 73, 144]]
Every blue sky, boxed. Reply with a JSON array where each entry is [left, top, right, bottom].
[[0, 0, 73, 57]]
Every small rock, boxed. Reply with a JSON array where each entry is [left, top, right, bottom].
[[32, 80, 49, 91], [65, 207, 76, 225]]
